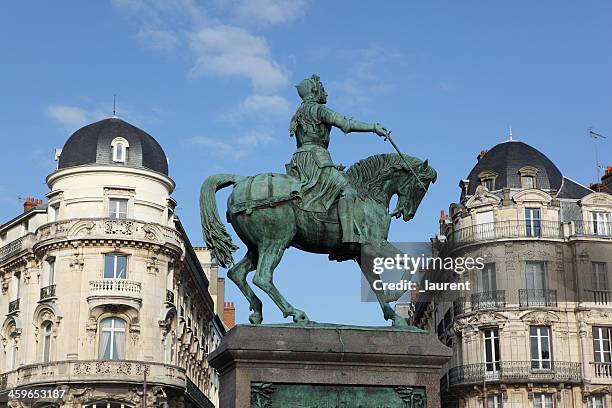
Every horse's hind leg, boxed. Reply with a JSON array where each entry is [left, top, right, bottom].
[[252, 241, 309, 324], [227, 250, 263, 324]]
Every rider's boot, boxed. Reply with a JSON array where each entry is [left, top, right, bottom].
[[339, 193, 360, 244]]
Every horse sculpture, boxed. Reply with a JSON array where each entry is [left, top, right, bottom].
[[200, 153, 436, 327]]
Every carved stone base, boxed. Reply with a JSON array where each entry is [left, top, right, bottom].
[[209, 324, 451, 408]]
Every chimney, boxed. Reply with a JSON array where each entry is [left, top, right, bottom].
[[223, 301, 235, 329], [601, 166, 612, 193], [476, 150, 489, 162], [23, 197, 42, 213]]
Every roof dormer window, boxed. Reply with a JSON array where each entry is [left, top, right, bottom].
[[518, 166, 538, 190], [111, 137, 129, 163], [478, 171, 498, 192]]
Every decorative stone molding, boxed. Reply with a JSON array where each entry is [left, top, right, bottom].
[[465, 185, 501, 209], [519, 310, 560, 326], [512, 188, 552, 205]]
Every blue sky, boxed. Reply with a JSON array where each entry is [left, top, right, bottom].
[[1, 1, 611, 326]]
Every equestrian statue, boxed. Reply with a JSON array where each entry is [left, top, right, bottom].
[[200, 75, 436, 327]]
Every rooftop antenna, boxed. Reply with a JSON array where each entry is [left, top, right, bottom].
[[588, 127, 607, 182], [508, 126, 513, 141], [112, 95, 117, 118]]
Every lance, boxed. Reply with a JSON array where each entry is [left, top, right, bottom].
[[383, 131, 428, 192]]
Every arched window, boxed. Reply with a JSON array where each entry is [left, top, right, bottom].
[[111, 137, 129, 163], [42, 321, 53, 363], [99, 318, 126, 360]]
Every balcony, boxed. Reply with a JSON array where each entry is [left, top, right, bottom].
[[35, 218, 183, 252], [591, 362, 612, 380], [0, 234, 35, 264], [448, 361, 582, 387], [471, 290, 506, 311], [448, 220, 563, 249], [583, 289, 611, 305], [572, 220, 612, 238], [166, 289, 175, 304], [0, 360, 186, 391], [40, 284, 56, 301], [8, 298, 20, 314], [88, 279, 142, 310], [519, 289, 557, 308]]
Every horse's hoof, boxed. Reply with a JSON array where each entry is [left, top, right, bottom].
[[391, 315, 409, 328], [292, 311, 309, 324], [249, 312, 263, 325]]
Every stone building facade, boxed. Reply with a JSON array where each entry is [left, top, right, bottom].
[[0, 117, 226, 407], [415, 140, 612, 408]]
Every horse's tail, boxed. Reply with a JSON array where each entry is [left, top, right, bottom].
[[200, 174, 244, 268]]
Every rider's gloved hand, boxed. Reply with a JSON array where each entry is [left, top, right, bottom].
[[374, 123, 390, 138]]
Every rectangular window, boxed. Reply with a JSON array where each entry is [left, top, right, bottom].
[[104, 254, 127, 279], [481, 263, 497, 292], [591, 395, 605, 408], [487, 395, 503, 408], [476, 210, 495, 240], [533, 393, 553, 408], [482, 179, 494, 191], [522, 175, 535, 189], [591, 211, 612, 236], [530, 326, 552, 369], [108, 198, 128, 219], [483, 328, 500, 374], [525, 208, 542, 237], [48, 259, 55, 286], [526, 262, 547, 290], [593, 262, 609, 291], [49, 205, 59, 222], [593, 327, 612, 363]]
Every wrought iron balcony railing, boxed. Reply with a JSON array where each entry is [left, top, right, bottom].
[[592, 362, 612, 379], [572, 220, 612, 237], [448, 220, 563, 248], [448, 361, 582, 387], [40, 284, 56, 300], [471, 290, 506, 311], [8, 298, 20, 314], [0, 237, 24, 262], [584, 289, 611, 305], [166, 289, 175, 304], [519, 289, 557, 308], [453, 298, 465, 316]]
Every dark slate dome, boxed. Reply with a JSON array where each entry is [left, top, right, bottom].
[[466, 141, 562, 195], [58, 117, 168, 175]]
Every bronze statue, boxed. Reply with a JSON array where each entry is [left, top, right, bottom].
[[200, 75, 436, 327]]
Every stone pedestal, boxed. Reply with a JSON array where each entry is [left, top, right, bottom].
[[209, 324, 451, 407]]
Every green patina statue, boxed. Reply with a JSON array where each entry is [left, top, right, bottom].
[[200, 75, 436, 327]]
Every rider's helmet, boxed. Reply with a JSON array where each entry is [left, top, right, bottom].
[[296, 75, 327, 103]]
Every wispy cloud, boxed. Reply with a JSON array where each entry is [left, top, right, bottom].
[[112, 0, 292, 91], [223, 94, 291, 122], [233, 0, 309, 26], [329, 45, 403, 111], [45, 105, 103, 132], [188, 25, 287, 90], [187, 130, 276, 159]]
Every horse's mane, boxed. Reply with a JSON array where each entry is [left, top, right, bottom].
[[346, 153, 435, 202]]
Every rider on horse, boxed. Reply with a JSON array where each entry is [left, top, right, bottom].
[[288, 74, 391, 245]]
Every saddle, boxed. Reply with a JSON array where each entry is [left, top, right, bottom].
[[228, 173, 301, 215]]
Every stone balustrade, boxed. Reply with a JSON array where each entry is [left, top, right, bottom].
[[0, 360, 186, 390], [35, 218, 183, 251], [88, 279, 142, 309]]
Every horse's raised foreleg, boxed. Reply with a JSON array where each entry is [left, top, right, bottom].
[[227, 250, 263, 324], [252, 242, 309, 324]]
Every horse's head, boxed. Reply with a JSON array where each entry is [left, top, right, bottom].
[[391, 158, 437, 222], [346, 153, 437, 221]]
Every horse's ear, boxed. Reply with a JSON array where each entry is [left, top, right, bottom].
[[421, 160, 429, 171]]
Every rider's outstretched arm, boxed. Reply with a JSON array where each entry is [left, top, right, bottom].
[[319, 106, 388, 137]]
